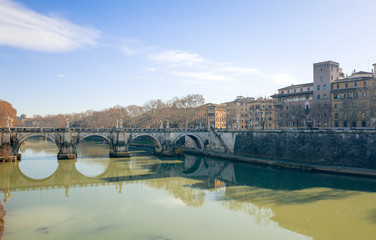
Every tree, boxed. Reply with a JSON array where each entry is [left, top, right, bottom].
[[0, 100, 17, 127]]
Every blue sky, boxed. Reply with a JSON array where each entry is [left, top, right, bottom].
[[1, 0, 376, 117]]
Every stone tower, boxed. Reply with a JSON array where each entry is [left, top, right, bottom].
[[312, 61, 340, 128]]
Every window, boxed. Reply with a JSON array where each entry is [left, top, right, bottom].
[[353, 93, 358, 98], [299, 96, 302, 101], [306, 95, 309, 100], [323, 84, 327, 90], [352, 122, 356, 128], [362, 121, 366, 127], [320, 76, 323, 81], [363, 92, 367, 97], [354, 82, 357, 87], [324, 113, 327, 117], [343, 103, 348, 108], [344, 121, 348, 127], [364, 81, 367, 86], [317, 113, 321, 118], [362, 102, 366, 108], [362, 112, 366, 118], [335, 113, 339, 119], [317, 85, 321, 90], [335, 121, 339, 127], [286, 106, 288, 110], [334, 94, 339, 99], [318, 103, 320, 108], [324, 94, 327, 99], [317, 95, 320, 99], [335, 104, 338, 108], [337, 83, 339, 89], [345, 83, 348, 88], [352, 112, 357, 118], [300, 88, 303, 92], [331, 76, 333, 80], [317, 122, 321, 127], [352, 103, 356, 108]]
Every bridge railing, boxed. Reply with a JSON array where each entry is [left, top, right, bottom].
[[1, 127, 211, 133]]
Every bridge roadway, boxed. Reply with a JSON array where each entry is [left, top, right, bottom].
[[0, 127, 238, 160]]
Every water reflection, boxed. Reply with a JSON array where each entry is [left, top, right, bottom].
[[1, 141, 376, 240]]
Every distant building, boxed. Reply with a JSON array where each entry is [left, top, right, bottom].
[[311, 61, 340, 128], [248, 98, 276, 130], [272, 61, 344, 129], [331, 68, 376, 128], [198, 103, 226, 129], [224, 96, 276, 130], [271, 83, 314, 129], [224, 96, 255, 130]]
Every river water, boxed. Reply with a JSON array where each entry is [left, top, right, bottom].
[[0, 138, 375, 240]]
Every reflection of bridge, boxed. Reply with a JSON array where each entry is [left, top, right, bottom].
[[0, 156, 238, 202], [0, 128, 238, 159]]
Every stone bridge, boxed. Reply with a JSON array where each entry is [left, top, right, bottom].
[[0, 127, 239, 159]]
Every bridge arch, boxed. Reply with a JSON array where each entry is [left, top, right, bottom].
[[77, 133, 113, 151], [16, 133, 58, 155], [129, 134, 163, 153], [173, 133, 205, 150]]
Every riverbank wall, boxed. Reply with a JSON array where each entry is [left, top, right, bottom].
[[182, 130, 376, 177], [233, 130, 376, 170]]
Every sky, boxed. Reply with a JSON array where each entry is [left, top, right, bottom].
[[1, 0, 376, 117]]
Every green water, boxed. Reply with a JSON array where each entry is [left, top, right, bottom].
[[1, 138, 376, 240]]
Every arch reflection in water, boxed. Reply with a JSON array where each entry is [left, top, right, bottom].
[[76, 137, 111, 177], [18, 137, 59, 180]]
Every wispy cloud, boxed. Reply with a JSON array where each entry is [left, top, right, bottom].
[[121, 44, 136, 56], [266, 73, 298, 86], [222, 67, 261, 74], [149, 50, 204, 66], [0, 0, 100, 52], [56, 74, 65, 78], [144, 67, 160, 72], [171, 71, 231, 83]]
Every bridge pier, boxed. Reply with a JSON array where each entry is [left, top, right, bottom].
[[57, 130, 77, 160], [109, 132, 131, 158]]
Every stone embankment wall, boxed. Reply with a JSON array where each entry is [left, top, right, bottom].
[[234, 131, 376, 169]]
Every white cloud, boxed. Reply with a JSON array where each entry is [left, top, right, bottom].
[[171, 71, 231, 83], [121, 44, 136, 56], [149, 50, 204, 65], [56, 74, 65, 78], [144, 67, 160, 72], [0, 0, 100, 52], [267, 73, 298, 86], [222, 67, 261, 74]]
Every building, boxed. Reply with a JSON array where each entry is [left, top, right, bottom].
[[311, 61, 341, 128], [224, 96, 276, 130], [225, 96, 255, 130], [248, 98, 276, 130], [271, 83, 314, 129], [199, 103, 226, 129], [331, 67, 376, 128], [271, 61, 343, 129]]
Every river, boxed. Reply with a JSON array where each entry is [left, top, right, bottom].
[[0, 137, 375, 240]]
